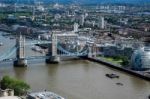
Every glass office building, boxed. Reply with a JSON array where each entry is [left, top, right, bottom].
[[131, 46, 150, 71]]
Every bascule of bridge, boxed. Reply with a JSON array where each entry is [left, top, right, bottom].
[[0, 33, 98, 67]]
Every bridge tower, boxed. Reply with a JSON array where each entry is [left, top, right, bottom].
[[87, 44, 97, 58], [46, 33, 60, 63], [14, 34, 27, 67], [91, 44, 97, 57]]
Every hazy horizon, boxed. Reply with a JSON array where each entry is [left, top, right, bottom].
[[1, 0, 150, 5]]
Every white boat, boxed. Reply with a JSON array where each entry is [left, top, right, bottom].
[[27, 91, 65, 99]]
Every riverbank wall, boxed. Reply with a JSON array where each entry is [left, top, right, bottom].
[[85, 57, 150, 81]]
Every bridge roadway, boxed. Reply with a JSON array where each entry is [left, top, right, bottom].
[[25, 40, 52, 45]]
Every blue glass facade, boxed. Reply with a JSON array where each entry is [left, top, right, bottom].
[[131, 47, 150, 70]]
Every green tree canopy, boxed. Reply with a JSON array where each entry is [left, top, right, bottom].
[[0, 75, 30, 96]]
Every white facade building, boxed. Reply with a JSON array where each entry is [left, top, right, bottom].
[[74, 23, 79, 32]]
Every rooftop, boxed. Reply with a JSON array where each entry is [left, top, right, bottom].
[[28, 91, 65, 99]]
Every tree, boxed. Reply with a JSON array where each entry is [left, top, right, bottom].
[[120, 56, 129, 66], [0, 75, 30, 96]]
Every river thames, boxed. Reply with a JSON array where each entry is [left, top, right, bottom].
[[0, 32, 150, 99]]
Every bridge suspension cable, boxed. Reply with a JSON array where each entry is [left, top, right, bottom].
[[0, 45, 17, 61]]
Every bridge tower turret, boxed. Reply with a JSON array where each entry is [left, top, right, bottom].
[[46, 33, 60, 63], [14, 34, 27, 67]]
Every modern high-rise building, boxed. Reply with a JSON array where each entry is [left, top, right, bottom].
[[80, 14, 85, 26], [99, 16, 105, 29]]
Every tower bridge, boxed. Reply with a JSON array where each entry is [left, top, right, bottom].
[[0, 33, 99, 67]]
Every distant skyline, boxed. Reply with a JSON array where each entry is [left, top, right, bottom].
[[1, 0, 150, 5]]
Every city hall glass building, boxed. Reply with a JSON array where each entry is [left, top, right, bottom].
[[131, 46, 150, 71]]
